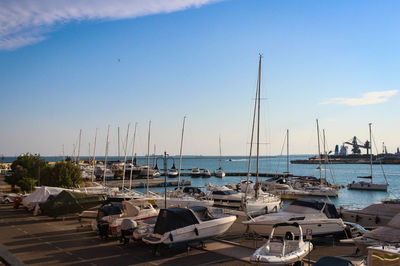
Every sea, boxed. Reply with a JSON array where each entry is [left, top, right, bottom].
[[2, 155, 399, 209]]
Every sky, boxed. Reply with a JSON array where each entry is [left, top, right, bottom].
[[1, 0, 400, 157]]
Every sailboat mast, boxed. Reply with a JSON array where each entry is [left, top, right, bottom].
[[219, 135, 222, 169], [146, 121, 151, 195], [129, 122, 138, 191], [323, 129, 327, 181], [103, 125, 110, 186], [91, 128, 98, 183], [255, 54, 262, 196], [316, 119, 322, 184], [122, 123, 130, 190], [244, 59, 260, 200], [369, 123, 373, 182], [286, 129, 289, 174], [76, 129, 82, 163], [118, 126, 120, 161], [177, 116, 186, 190]]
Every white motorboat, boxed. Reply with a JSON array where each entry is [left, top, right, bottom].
[[251, 222, 313, 265], [142, 206, 236, 247], [244, 198, 346, 237], [167, 164, 178, 177], [339, 199, 400, 229], [348, 123, 388, 191], [96, 200, 158, 238], [191, 168, 201, 178], [201, 169, 211, 178]]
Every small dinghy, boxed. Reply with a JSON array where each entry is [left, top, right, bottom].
[[251, 222, 313, 265], [142, 206, 236, 247]]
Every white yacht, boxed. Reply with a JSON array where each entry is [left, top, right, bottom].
[[339, 199, 400, 229], [207, 184, 281, 215], [244, 198, 346, 237], [191, 167, 201, 178], [142, 206, 236, 247]]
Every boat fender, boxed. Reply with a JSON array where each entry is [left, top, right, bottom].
[[169, 233, 174, 242], [194, 227, 199, 236], [355, 215, 360, 222], [375, 215, 380, 224]]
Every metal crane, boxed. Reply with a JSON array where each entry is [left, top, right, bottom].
[[344, 136, 371, 154]]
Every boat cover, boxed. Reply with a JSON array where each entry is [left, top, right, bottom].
[[22, 186, 65, 208], [313, 256, 354, 266], [344, 202, 400, 218], [154, 208, 199, 235], [98, 203, 123, 219], [363, 213, 400, 243], [40, 190, 107, 217], [182, 187, 202, 195], [291, 199, 339, 218]]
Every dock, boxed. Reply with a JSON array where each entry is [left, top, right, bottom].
[[158, 170, 293, 178], [104, 178, 191, 188]]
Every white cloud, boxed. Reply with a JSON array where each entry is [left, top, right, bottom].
[[0, 0, 219, 50], [320, 90, 398, 106]]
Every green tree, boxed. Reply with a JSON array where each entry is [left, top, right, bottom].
[[5, 165, 27, 191], [41, 161, 82, 188], [10, 153, 47, 180], [18, 177, 37, 193]]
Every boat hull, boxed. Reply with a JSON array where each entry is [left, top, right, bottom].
[[154, 198, 214, 209], [246, 219, 345, 237], [143, 216, 236, 246], [251, 241, 313, 265], [348, 182, 388, 191]]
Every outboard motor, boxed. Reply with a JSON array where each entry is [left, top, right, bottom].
[[97, 219, 110, 239], [120, 218, 138, 244]]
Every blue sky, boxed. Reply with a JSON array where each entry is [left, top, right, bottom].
[[1, 0, 400, 156]]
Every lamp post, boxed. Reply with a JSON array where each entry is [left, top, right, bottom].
[[164, 152, 167, 208], [155, 153, 175, 208]]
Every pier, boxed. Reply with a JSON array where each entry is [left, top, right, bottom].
[[104, 178, 191, 188], [157, 170, 293, 178]]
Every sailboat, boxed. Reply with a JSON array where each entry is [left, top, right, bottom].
[[241, 54, 281, 215], [348, 123, 388, 191], [280, 121, 338, 198], [215, 136, 226, 178], [155, 116, 214, 209]]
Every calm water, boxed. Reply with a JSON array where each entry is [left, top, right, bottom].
[[3, 155, 399, 208]]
